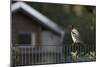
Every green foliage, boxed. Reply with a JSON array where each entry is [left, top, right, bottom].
[[11, 46, 20, 65], [89, 51, 96, 59], [70, 51, 79, 58]]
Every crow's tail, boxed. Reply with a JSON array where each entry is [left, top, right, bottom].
[[80, 40, 88, 51]]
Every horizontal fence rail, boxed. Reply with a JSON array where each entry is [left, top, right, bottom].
[[11, 45, 64, 66], [11, 44, 96, 66]]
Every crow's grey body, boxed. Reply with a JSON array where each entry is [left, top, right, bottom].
[[71, 28, 87, 53], [71, 28, 81, 43]]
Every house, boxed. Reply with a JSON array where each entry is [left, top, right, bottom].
[[11, 2, 65, 66]]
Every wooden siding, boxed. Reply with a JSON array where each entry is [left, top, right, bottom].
[[12, 11, 41, 46]]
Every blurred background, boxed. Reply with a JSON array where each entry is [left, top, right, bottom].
[[25, 1, 96, 50]]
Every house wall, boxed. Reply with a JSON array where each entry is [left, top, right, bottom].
[[12, 11, 42, 46], [12, 10, 61, 47], [42, 31, 61, 45], [42, 30, 61, 52]]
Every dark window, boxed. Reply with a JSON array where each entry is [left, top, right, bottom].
[[18, 34, 31, 44]]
